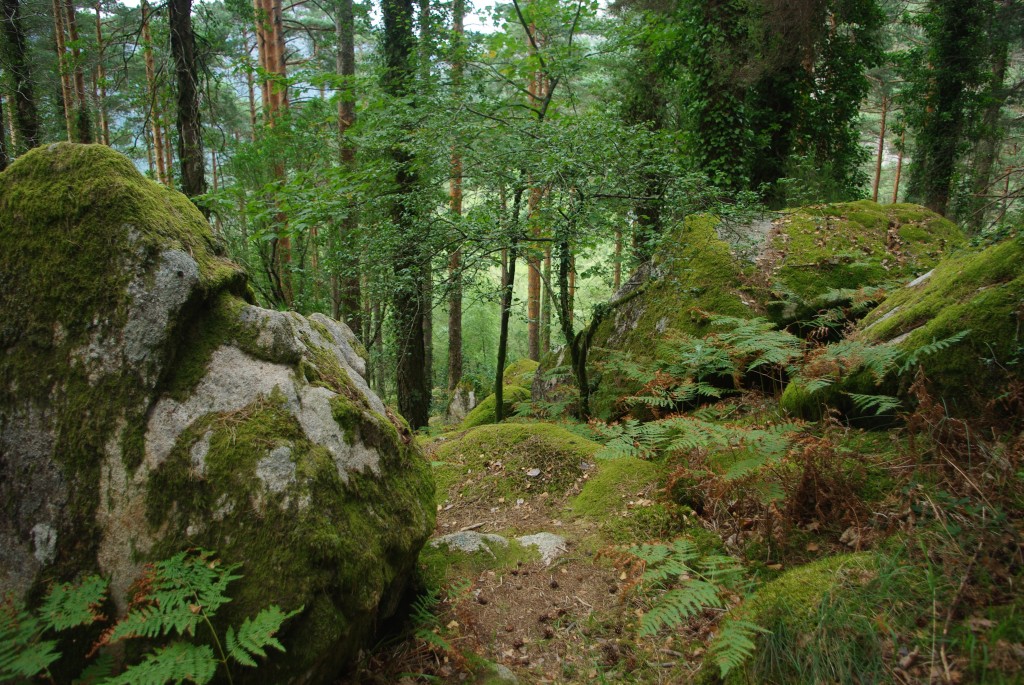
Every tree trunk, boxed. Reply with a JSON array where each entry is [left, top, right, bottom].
[[526, 187, 543, 360], [540, 245, 551, 355], [142, 3, 167, 184], [242, 26, 257, 137], [169, 0, 206, 200], [967, 41, 1008, 232], [446, 0, 465, 393], [872, 94, 887, 202], [892, 132, 904, 204], [51, 0, 74, 141], [383, 0, 429, 428], [0, 92, 7, 171], [332, 0, 361, 334], [63, 0, 92, 142], [94, 2, 109, 144], [0, 0, 40, 151]]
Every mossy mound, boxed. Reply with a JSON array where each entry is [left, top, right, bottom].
[[724, 553, 879, 684], [502, 358, 540, 388], [760, 201, 963, 324], [458, 385, 532, 430], [568, 457, 678, 543], [859, 235, 1024, 414], [0, 144, 435, 683], [433, 422, 599, 502]]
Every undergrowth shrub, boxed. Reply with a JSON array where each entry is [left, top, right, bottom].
[[1, 550, 299, 684]]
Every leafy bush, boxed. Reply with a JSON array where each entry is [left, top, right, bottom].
[[1, 550, 299, 684]]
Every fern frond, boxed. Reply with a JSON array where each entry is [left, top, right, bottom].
[[709, 619, 766, 677], [846, 392, 902, 416], [639, 581, 723, 636], [225, 605, 299, 668], [0, 636, 60, 681], [41, 576, 108, 631], [103, 642, 216, 685], [900, 330, 971, 373]]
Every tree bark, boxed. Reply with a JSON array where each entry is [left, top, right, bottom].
[[142, 2, 167, 184], [169, 0, 206, 200], [446, 0, 465, 392], [94, 2, 109, 144], [383, 0, 429, 428], [967, 36, 1009, 232], [242, 26, 257, 137], [332, 0, 361, 334], [872, 94, 887, 202], [892, 132, 904, 204], [63, 0, 92, 142], [0, 92, 7, 171], [613, 226, 622, 289], [0, 0, 41, 151], [51, 0, 74, 141]]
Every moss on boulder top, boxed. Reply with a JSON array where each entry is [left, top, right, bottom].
[[458, 385, 532, 430], [758, 201, 963, 324], [502, 358, 540, 388], [0, 144, 434, 682]]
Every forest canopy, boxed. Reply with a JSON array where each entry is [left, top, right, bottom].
[[1, 0, 1022, 424]]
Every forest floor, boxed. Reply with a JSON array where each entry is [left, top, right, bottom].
[[339, 385, 1024, 685]]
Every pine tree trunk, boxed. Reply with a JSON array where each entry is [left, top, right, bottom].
[[0, 92, 7, 171], [52, 0, 74, 141], [540, 245, 551, 355], [613, 226, 622, 289], [0, 0, 41, 151], [892, 132, 904, 204], [63, 0, 92, 142], [94, 2, 109, 145], [142, 3, 167, 184], [383, 0, 429, 428], [333, 0, 361, 334], [169, 0, 206, 200], [447, 0, 465, 392], [872, 94, 887, 202]]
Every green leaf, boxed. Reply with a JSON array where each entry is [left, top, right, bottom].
[[103, 642, 217, 685]]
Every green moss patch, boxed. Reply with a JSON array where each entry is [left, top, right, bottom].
[[418, 536, 540, 591], [761, 201, 963, 325], [433, 422, 599, 502], [458, 385, 532, 430], [502, 359, 540, 388]]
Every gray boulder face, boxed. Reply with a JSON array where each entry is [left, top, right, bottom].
[[0, 144, 435, 682]]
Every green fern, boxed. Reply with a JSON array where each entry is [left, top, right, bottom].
[[0, 549, 299, 684], [899, 330, 971, 373], [640, 582, 723, 636], [102, 643, 217, 685], [225, 606, 298, 668], [846, 392, 902, 416], [709, 619, 768, 677], [627, 539, 751, 639]]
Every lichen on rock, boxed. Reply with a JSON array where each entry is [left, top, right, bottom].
[[0, 144, 434, 682]]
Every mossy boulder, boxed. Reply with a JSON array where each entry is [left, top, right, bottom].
[[502, 358, 540, 389], [566, 215, 753, 419], [783, 235, 1024, 420], [568, 456, 679, 543], [758, 200, 963, 325], [858, 235, 1024, 414], [458, 385, 531, 430], [0, 144, 434, 682]]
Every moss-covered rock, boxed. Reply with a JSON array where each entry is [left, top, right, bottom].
[[458, 385, 532, 430], [502, 358, 540, 389], [758, 201, 963, 325], [858, 235, 1024, 415], [0, 144, 435, 682], [433, 422, 599, 502], [782, 235, 1024, 420]]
